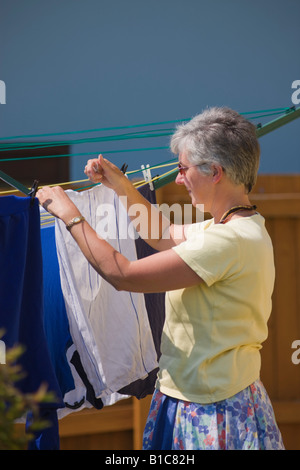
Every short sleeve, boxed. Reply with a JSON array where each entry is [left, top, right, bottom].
[[173, 222, 241, 286]]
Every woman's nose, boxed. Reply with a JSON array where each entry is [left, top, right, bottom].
[[175, 172, 185, 185]]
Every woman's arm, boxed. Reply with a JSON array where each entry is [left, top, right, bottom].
[[36, 185, 202, 293], [84, 155, 187, 251]]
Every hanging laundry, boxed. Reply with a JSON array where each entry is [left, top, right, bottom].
[[54, 184, 158, 402], [135, 184, 165, 360], [118, 184, 165, 398], [0, 195, 63, 450], [41, 214, 127, 419], [40, 184, 165, 414], [41, 220, 74, 398]]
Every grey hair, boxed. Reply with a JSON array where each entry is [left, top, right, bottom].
[[170, 107, 260, 193]]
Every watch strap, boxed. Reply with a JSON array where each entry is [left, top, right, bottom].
[[66, 215, 85, 231]]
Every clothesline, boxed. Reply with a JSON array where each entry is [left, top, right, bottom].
[[0, 108, 294, 165], [0, 106, 299, 200], [38, 165, 178, 228], [0, 160, 178, 197], [0, 107, 291, 148]]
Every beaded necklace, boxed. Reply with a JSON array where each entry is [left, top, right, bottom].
[[219, 205, 257, 224]]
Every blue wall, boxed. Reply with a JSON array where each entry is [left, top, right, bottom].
[[1, 0, 299, 180]]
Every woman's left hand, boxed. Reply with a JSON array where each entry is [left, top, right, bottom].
[[36, 186, 81, 223]]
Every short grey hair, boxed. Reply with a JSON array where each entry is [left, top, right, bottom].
[[170, 107, 260, 193]]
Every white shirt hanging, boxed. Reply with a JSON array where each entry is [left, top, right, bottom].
[[55, 184, 158, 400]]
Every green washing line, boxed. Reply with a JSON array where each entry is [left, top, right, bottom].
[[0, 107, 290, 144], [0, 107, 295, 163], [0, 109, 288, 153], [0, 129, 174, 152], [0, 146, 171, 163]]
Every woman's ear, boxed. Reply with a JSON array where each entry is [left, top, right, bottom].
[[211, 165, 223, 184]]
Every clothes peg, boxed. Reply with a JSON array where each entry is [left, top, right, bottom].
[[120, 163, 128, 174], [0, 169, 39, 205], [29, 180, 39, 206], [141, 164, 154, 191]]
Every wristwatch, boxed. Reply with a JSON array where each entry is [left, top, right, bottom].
[[66, 215, 85, 231]]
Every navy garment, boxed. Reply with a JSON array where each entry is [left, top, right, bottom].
[[0, 196, 63, 450], [41, 221, 104, 411], [41, 222, 74, 397], [135, 185, 165, 360]]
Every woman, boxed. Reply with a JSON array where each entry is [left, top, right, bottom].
[[37, 107, 284, 450]]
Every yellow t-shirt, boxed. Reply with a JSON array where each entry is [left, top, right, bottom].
[[157, 214, 275, 403]]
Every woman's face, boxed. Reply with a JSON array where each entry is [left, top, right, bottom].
[[175, 153, 214, 210]]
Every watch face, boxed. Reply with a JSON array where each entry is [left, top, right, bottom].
[[66, 216, 84, 230]]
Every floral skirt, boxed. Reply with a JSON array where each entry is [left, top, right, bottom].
[[142, 380, 285, 450]]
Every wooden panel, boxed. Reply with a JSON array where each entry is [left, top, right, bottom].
[[273, 401, 300, 424], [273, 219, 299, 399], [0, 145, 70, 189], [59, 400, 133, 437], [250, 194, 300, 218], [273, 401, 300, 451], [58, 396, 152, 450], [60, 430, 133, 451], [253, 174, 300, 193]]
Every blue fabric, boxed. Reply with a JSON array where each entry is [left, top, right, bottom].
[[148, 393, 177, 450], [41, 223, 104, 411], [26, 409, 60, 450], [41, 223, 74, 396], [0, 196, 63, 449]]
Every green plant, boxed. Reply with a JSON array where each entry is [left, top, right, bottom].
[[0, 331, 56, 450]]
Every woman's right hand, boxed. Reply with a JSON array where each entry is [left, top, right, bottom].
[[84, 154, 125, 190]]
